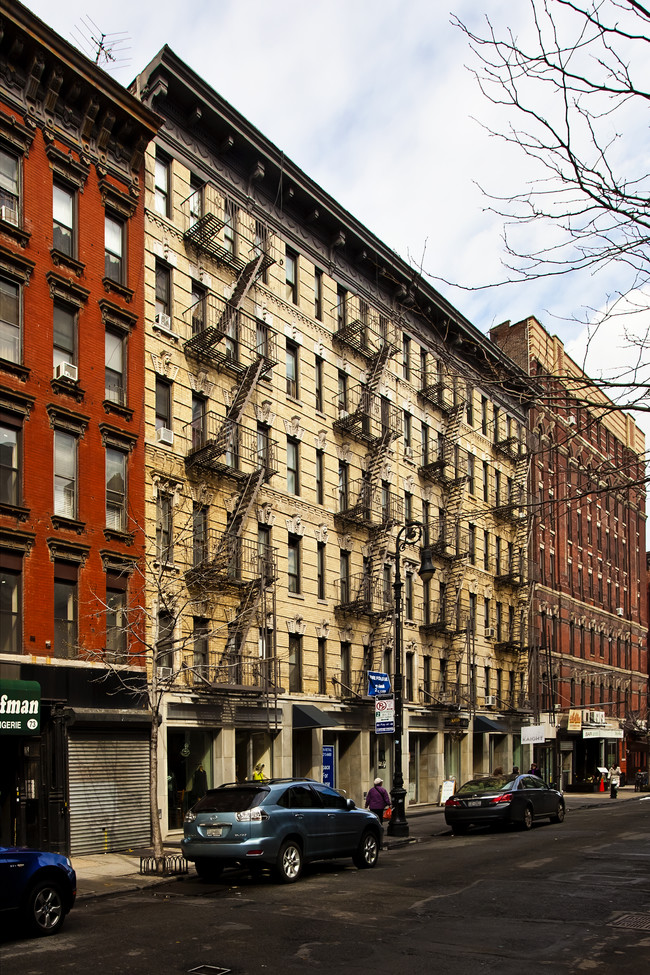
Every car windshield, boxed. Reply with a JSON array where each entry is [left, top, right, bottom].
[[191, 787, 269, 813], [456, 776, 515, 796]]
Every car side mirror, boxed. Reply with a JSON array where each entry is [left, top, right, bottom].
[[346, 798, 356, 810]]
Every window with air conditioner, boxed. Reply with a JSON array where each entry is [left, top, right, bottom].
[[106, 447, 127, 532], [0, 147, 20, 227], [0, 276, 21, 364], [53, 303, 76, 375]]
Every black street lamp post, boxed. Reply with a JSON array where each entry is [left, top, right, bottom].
[[387, 522, 435, 837]]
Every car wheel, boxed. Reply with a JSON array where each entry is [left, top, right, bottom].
[[551, 802, 565, 824], [26, 881, 66, 936], [194, 858, 224, 881], [521, 805, 533, 830], [353, 830, 380, 869], [275, 839, 302, 884]]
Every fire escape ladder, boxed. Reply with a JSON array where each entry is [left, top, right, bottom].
[[185, 251, 266, 356], [225, 578, 265, 664], [365, 340, 393, 393], [228, 466, 266, 540]]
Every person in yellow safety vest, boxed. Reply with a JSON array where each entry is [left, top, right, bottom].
[[253, 763, 266, 781]]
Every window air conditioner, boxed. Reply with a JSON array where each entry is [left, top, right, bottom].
[[154, 312, 173, 332], [54, 361, 78, 383], [616, 607, 624, 617], [156, 427, 174, 446], [157, 666, 173, 679], [1, 205, 18, 226], [486, 626, 496, 639], [485, 695, 497, 707]]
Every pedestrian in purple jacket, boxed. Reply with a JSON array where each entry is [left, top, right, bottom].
[[365, 777, 391, 820]]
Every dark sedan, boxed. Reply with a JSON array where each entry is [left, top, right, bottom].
[[444, 773, 565, 834], [0, 845, 76, 936]]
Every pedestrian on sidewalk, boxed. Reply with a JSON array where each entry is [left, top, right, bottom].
[[609, 765, 621, 798], [365, 777, 391, 820]]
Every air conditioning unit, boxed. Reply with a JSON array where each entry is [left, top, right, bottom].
[[616, 607, 624, 617], [156, 427, 174, 446], [157, 666, 173, 679], [486, 626, 496, 639], [54, 361, 78, 383], [485, 695, 497, 707], [1, 205, 18, 226], [154, 312, 173, 332]]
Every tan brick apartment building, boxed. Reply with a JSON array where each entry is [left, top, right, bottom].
[[491, 318, 648, 788], [132, 48, 537, 837]]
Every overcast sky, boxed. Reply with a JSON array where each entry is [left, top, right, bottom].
[[22, 0, 650, 438]]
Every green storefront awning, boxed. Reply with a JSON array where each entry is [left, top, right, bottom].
[[0, 680, 41, 735]]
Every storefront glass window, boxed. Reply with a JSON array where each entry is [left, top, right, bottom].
[[167, 729, 213, 830]]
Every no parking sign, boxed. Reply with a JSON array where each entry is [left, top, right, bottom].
[[375, 694, 395, 734]]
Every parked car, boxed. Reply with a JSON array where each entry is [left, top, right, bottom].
[[444, 773, 565, 834], [182, 778, 382, 883], [0, 846, 76, 936]]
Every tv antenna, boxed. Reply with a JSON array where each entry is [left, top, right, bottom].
[[71, 16, 131, 71]]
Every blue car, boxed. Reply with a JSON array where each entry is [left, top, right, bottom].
[[182, 778, 382, 883], [0, 846, 76, 936]]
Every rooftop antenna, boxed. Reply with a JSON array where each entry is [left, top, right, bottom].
[[70, 16, 131, 72]]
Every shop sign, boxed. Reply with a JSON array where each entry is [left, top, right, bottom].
[[567, 709, 582, 732], [0, 680, 41, 735], [375, 694, 395, 734], [322, 745, 334, 788], [521, 725, 546, 744], [583, 727, 624, 739]]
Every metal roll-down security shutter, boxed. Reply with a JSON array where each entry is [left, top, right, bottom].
[[68, 732, 151, 855]]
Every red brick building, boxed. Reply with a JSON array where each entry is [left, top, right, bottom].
[[491, 317, 648, 788], [0, 2, 158, 853]]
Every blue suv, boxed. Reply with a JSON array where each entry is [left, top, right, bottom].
[[182, 778, 382, 883]]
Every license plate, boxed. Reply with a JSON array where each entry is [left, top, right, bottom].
[[468, 800, 482, 807], [206, 826, 223, 837]]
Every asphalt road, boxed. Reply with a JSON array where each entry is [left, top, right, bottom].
[[3, 799, 650, 974]]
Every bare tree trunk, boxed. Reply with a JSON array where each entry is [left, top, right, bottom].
[[150, 716, 164, 861]]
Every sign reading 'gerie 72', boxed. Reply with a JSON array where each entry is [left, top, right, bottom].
[[0, 680, 41, 735]]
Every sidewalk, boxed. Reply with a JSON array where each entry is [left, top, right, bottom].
[[71, 786, 644, 900]]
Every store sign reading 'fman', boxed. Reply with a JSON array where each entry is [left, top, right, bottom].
[[0, 680, 41, 734]]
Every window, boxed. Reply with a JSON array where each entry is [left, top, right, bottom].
[[469, 592, 477, 634], [336, 285, 347, 330], [104, 214, 124, 283], [404, 491, 413, 524], [315, 356, 324, 412], [338, 461, 348, 511], [405, 652, 414, 701], [53, 182, 75, 256], [337, 370, 348, 412], [106, 584, 127, 661], [155, 262, 171, 321], [483, 529, 490, 571], [285, 247, 298, 303], [156, 492, 173, 563], [318, 637, 327, 694], [156, 611, 174, 670], [484, 597, 491, 632], [0, 420, 20, 506], [403, 411, 412, 448], [288, 633, 302, 692], [193, 503, 208, 566], [468, 523, 476, 565], [339, 549, 350, 603], [258, 524, 272, 584], [483, 461, 489, 502], [314, 268, 323, 320], [0, 555, 21, 653], [0, 147, 19, 221], [223, 198, 237, 256], [481, 396, 488, 436], [154, 152, 170, 217], [255, 317, 269, 360], [191, 282, 206, 336], [191, 395, 206, 450], [340, 641, 351, 691], [404, 571, 413, 619], [254, 220, 269, 281], [106, 447, 127, 532], [54, 430, 77, 519], [466, 388, 474, 426], [188, 175, 202, 227], [316, 449, 324, 505], [54, 564, 77, 658], [0, 276, 20, 363], [317, 541, 326, 600], [286, 340, 299, 398], [402, 333, 411, 380], [155, 377, 172, 432], [256, 422, 271, 470], [287, 437, 300, 495], [467, 453, 475, 494], [421, 421, 429, 465], [105, 329, 125, 405], [53, 303, 76, 370], [193, 618, 209, 674], [288, 533, 301, 594]]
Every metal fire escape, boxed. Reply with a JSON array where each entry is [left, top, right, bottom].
[[418, 367, 470, 707], [332, 304, 403, 694], [493, 431, 532, 708], [182, 183, 279, 698]]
